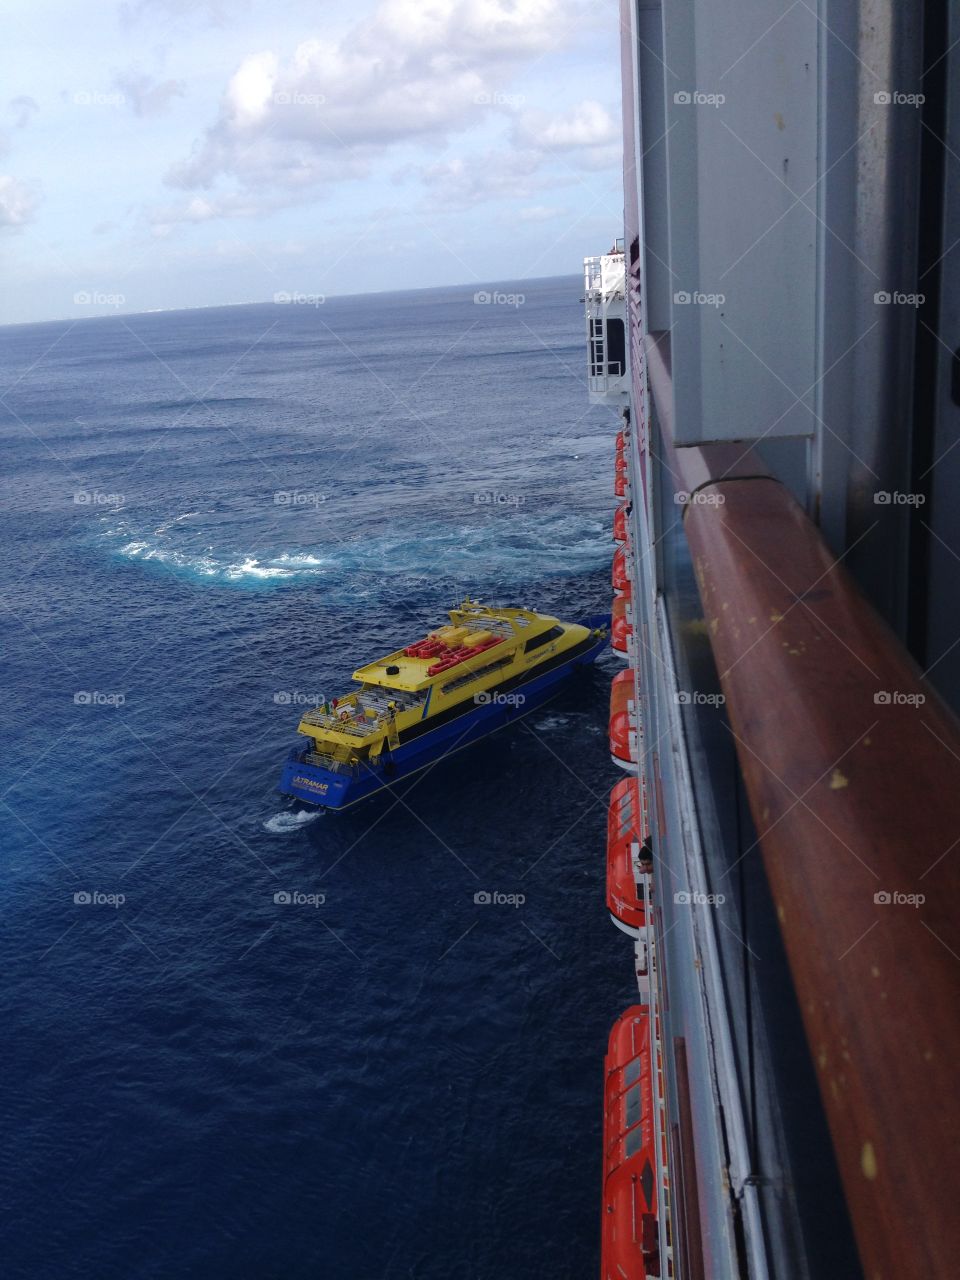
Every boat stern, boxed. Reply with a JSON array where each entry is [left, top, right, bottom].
[[277, 745, 366, 810]]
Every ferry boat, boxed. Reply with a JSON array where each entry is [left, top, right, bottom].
[[278, 599, 609, 809]]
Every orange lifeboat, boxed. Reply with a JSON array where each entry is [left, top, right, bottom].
[[609, 668, 639, 770], [613, 502, 630, 545], [601, 1006, 659, 1280], [612, 546, 631, 596], [611, 595, 633, 658], [607, 777, 651, 936], [615, 442, 628, 497]]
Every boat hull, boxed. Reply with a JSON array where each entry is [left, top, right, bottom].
[[278, 614, 610, 810]]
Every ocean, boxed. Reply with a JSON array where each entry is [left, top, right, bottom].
[[0, 275, 634, 1278]]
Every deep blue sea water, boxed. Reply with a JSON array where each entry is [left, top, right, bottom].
[[0, 276, 634, 1279]]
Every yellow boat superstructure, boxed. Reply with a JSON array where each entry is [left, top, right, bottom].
[[295, 599, 590, 772]]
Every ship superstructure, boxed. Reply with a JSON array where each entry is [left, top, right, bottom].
[[584, 243, 629, 407], [589, 1, 960, 1276]]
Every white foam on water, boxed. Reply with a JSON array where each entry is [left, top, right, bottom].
[[263, 809, 322, 834], [153, 511, 207, 535], [531, 715, 569, 731], [271, 553, 328, 569], [223, 556, 289, 580], [100, 506, 610, 586]]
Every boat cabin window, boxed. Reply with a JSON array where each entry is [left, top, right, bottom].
[[524, 625, 564, 654], [624, 1128, 644, 1158], [623, 1056, 642, 1086], [440, 654, 513, 695], [625, 1083, 643, 1127]]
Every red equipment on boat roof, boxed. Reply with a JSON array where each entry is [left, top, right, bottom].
[[403, 635, 504, 672], [424, 636, 502, 676]]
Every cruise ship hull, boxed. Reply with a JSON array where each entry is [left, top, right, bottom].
[[278, 613, 610, 809]]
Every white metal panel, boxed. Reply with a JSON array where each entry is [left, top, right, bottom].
[[663, 0, 820, 443]]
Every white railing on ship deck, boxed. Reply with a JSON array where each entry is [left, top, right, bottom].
[[638, 869, 674, 1276]]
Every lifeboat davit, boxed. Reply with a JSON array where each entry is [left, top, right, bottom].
[[611, 595, 633, 658], [613, 502, 630, 545], [601, 1006, 660, 1280], [607, 777, 651, 936], [609, 668, 639, 770], [612, 546, 631, 596]]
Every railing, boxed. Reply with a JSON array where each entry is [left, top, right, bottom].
[[300, 692, 421, 739], [300, 708, 386, 739], [634, 869, 674, 1277], [647, 324, 960, 1277], [305, 750, 359, 775], [584, 254, 604, 294]]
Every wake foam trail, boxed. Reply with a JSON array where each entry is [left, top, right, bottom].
[[263, 810, 322, 834]]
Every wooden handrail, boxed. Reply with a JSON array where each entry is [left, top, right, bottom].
[[679, 472, 960, 1277]]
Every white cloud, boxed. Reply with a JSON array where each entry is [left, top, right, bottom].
[[149, 189, 293, 235], [8, 96, 39, 129], [515, 99, 617, 150], [517, 204, 566, 222], [414, 148, 562, 210], [407, 98, 620, 213], [165, 0, 578, 200], [113, 72, 186, 117], [119, 0, 237, 29], [0, 176, 40, 228]]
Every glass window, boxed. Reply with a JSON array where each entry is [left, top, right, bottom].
[[606, 318, 626, 375], [523, 625, 564, 654], [625, 1082, 643, 1128]]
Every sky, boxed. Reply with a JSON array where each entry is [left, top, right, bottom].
[[0, 0, 623, 325]]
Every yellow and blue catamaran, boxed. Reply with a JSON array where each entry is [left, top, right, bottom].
[[278, 598, 609, 809]]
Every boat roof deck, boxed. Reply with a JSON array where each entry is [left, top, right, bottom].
[[352, 652, 439, 692], [352, 610, 538, 692]]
